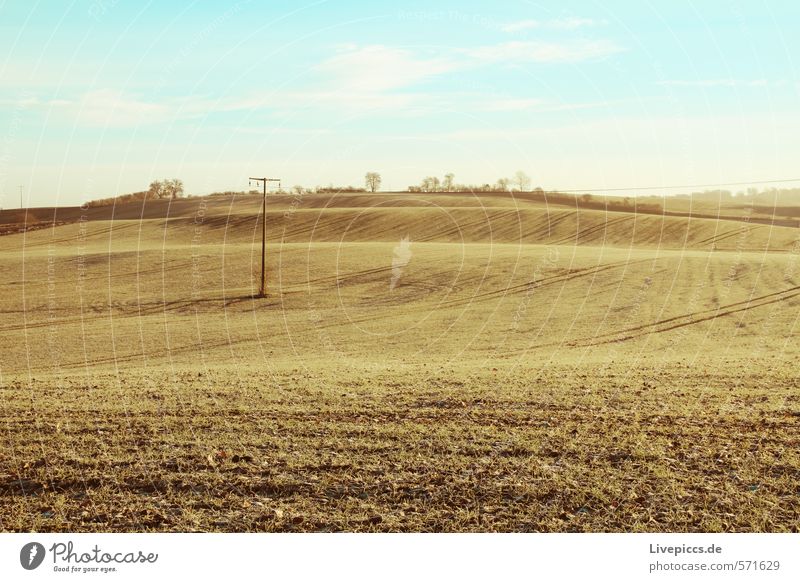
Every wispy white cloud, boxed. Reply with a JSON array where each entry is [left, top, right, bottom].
[[501, 19, 540, 33], [315, 45, 459, 92], [19, 37, 624, 128], [314, 39, 624, 96], [290, 89, 418, 112], [27, 84, 418, 127], [501, 17, 605, 33], [2, 90, 172, 127], [186, 87, 420, 118], [550, 17, 605, 30], [0, 96, 72, 108], [439, 112, 800, 148], [439, 98, 618, 126], [239, 40, 625, 115], [463, 39, 624, 64], [20, 90, 206, 126], [657, 79, 770, 88], [481, 98, 548, 111], [231, 126, 333, 136], [76, 89, 169, 126]]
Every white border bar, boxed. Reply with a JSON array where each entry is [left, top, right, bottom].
[[1, 533, 797, 581]]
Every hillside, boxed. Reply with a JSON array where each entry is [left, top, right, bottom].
[[2, 191, 799, 374], [1, 191, 799, 533]]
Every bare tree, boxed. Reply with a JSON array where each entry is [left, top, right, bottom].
[[443, 173, 455, 192], [514, 171, 531, 192], [431, 176, 440, 192], [420, 177, 435, 192], [148, 179, 184, 200], [496, 177, 510, 192], [147, 180, 163, 200], [365, 172, 382, 193], [164, 178, 184, 199]]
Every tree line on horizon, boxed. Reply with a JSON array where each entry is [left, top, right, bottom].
[[407, 171, 534, 193], [84, 179, 185, 208], [82, 174, 800, 210]]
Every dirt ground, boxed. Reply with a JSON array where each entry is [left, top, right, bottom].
[[1, 192, 799, 531]]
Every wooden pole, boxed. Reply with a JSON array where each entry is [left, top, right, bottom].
[[249, 177, 280, 298], [260, 179, 266, 297]]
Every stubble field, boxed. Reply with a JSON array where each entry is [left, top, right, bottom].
[[1, 192, 799, 531]]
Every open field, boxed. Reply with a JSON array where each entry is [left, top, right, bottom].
[[1, 192, 799, 531]]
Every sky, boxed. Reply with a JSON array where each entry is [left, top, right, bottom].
[[1, 0, 799, 207]]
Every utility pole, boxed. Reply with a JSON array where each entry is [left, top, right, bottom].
[[249, 177, 280, 298]]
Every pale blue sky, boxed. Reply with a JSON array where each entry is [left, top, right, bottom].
[[1, 0, 798, 206]]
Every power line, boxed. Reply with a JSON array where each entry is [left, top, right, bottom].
[[552, 177, 800, 194]]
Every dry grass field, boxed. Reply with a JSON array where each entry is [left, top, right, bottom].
[[1, 191, 799, 532]]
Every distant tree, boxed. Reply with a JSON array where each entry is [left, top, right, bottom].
[[431, 176, 441, 192], [420, 177, 435, 192], [163, 178, 184, 199], [496, 177, 510, 192], [443, 173, 455, 192], [147, 180, 164, 200], [147, 179, 184, 200], [365, 172, 382, 192], [579, 194, 593, 204], [514, 171, 532, 192], [291, 185, 306, 196]]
